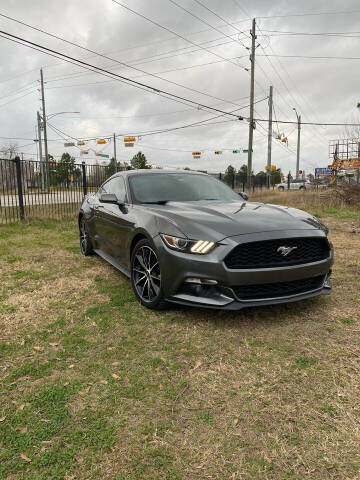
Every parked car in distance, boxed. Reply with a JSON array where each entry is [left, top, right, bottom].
[[78, 170, 333, 311], [276, 179, 312, 191]]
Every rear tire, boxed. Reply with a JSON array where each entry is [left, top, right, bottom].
[[131, 239, 168, 310], [79, 217, 94, 256], [299, 186, 305, 191], [278, 186, 285, 191]]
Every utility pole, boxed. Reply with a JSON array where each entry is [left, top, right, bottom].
[[247, 18, 256, 188], [267, 85, 273, 189], [113, 133, 117, 172], [293, 108, 301, 179], [40, 69, 49, 164], [37, 111, 45, 192], [40, 69, 50, 191]]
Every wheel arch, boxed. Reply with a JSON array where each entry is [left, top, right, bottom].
[[130, 230, 153, 259]]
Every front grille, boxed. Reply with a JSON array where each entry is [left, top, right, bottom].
[[232, 275, 325, 301], [224, 237, 329, 269]]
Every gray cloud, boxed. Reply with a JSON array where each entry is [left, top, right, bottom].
[[1, 0, 359, 174]]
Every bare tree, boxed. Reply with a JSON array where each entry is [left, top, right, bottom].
[[0, 143, 19, 159]]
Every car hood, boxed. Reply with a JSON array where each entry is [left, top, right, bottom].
[[150, 201, 325, 241]]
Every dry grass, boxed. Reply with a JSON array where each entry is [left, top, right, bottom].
[[0, 196, 360, 480]]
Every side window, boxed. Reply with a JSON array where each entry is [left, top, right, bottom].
[[102, 177, 127, 202]]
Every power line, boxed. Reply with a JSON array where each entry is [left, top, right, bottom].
[[0, 30, 246, 119], [192, 0, 250, 38], [166, 0, 250, 55], [0, 88, 37, 109], [0, 13, 250, 108], [257, 10, 360, 19], [258, 54, 360, 60], [259, 29, 360, 38], [111, 0, 250, 73], [44, 37, 238, 84], [45, 55, 248, 94]]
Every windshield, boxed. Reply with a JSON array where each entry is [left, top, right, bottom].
[[129, 173, 241, 204]]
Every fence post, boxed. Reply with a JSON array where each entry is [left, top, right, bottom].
[[82, 161, 87, 196], [13, 156, 25, 221]]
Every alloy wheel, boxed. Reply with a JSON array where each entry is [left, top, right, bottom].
[[80, 219, 89, 254], [132, 246, 161, 302]]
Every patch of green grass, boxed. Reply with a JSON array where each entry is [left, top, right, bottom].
[[318, 207, 359, 219], [64, 245, 80, 254], [294, 355, 318, 369], [338, 316, 356, 325]]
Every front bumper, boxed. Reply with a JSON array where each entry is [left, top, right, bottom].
[[153, 229, 334, 310]]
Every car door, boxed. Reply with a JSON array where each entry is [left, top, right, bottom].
[[94, 176, 134, 265]]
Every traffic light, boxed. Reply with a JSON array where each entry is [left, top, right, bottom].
[[271, 165, 276, 171], [265, 165, 270, 171], [77, 141, 85, 146], [97, 139, 106, 144], [232, 149, 240, 154], [124, 136, 135, 147], [214, 150, 222, 155], [192, 151, 201, 159]]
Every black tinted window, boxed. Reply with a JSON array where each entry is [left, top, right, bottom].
[[129, 173, 240, 203], [102, 176, 127, 201]]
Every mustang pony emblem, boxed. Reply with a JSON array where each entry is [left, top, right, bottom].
[[277, 246, 298, 257]]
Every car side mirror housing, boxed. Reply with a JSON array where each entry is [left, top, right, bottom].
[[99, 193, 119, 204], [239, 192, 248, 201], [99, 193, 125, 208]]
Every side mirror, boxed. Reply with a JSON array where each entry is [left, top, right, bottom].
[[239, 192, 248, 201], [99, 193, 119, 204]]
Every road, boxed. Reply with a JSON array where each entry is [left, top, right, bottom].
[[0, 190, 88, 207]]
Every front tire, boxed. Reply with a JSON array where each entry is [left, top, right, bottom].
[[131, 239, 168, 310], [79, 217, 94, 256], [299, 186, 305, 191], [278, 186, 285, 191]]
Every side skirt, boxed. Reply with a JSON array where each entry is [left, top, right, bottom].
[[94, 249, 131, 278]]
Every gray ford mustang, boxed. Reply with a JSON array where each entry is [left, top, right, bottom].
[[78, 169, 333, 310]]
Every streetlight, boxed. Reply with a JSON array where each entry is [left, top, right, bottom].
[[293, 108, 301, 179], [46, 111, 80, 120]]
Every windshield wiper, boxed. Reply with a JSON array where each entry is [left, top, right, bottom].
[[141, 200, 169, 205]]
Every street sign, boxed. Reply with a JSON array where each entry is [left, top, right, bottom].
[[315, 167, 332, 175], [214, 150, 222, 155], [100, 154, 109, 158], [64, 142, 75, 147], [232, 149, 240, 153]]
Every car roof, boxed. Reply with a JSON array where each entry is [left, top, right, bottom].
[[114, 169, 207, 178]]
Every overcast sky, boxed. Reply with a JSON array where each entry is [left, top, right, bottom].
[[0, 0, 359, 174]]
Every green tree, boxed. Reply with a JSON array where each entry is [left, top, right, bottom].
[[130, 151, 151, 169], [236, 164, 248, 185], [105, 157, 122, 177], [52, 152, 81, 187], [223, 165, 236, 187], [254, 171, 266, 186]]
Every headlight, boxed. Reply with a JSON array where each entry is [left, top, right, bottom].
[[160, 234, 216, 254]]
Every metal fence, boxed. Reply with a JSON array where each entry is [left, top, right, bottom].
[[0, 157, 126, 224], [0, 157, 270, 224]]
